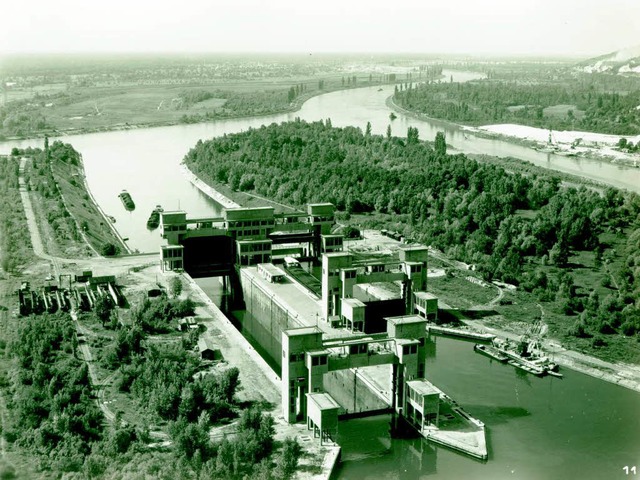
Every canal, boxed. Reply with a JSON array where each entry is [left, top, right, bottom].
[[335, 336, 640, 480], [1, 71, 640, 478]]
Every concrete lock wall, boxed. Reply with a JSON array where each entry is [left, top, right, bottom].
[[323, 369, 390, 415], [241, 271, 301, 371]]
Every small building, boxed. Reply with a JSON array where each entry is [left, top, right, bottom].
[[406, 379, 441, 432], [341, 298, 366, 332], [257, 263, 286, 283], [160, 245, 184, 272], [320, 234, 344, 254], [178, 316, 199, 332], [306, 392, 340, 445], [198, 338, 219, 360], [414, 291, 438, 321]]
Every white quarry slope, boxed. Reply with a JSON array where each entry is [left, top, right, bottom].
[[579, 45, 640, 75]]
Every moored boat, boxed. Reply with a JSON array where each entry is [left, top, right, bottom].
[[474, 344, 509, 363], [118, 190, 135, 211], [547, 369, 563, 378], [507, 359, 546, 377]]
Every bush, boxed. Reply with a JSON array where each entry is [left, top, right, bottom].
[[568, 320, 590, 338], [621, 320, 638, 336], [101, 243, 119, 256], [591, 336, 607, 348]]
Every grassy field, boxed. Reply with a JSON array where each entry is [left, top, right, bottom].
[[42, 85, 227, 130], [3, 72, 387, 138], [427, 273, 498, 309]]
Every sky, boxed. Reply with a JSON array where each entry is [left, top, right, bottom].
[[2, 0, 639, 57]]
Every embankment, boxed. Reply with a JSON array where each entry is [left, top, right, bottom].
[[467, 319, 640, 394]]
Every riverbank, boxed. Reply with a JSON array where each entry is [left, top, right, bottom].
[[49, 147, 130, 256], [386, 95, 640, 168], [465, 318, 640, 394], [2, 81, 401, 144], [182, 162, 298, 213], [473, 124, 640, 167]]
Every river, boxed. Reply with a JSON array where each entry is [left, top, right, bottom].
[[1, 71, 639, 478], [2, 70, 640, 252]]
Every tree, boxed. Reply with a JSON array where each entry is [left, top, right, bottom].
[[171, 414, 211, 460], [365, 121, 372, 137], [386, 124, 392, 140], [94, 296, 113, 326], [407, 126, 419, 145], [169, 276, 183, 298], [272, 437, 302, 480], [434, 131, 447, 156]]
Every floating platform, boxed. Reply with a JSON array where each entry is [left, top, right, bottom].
[[427, 325, 495, 342], [507, 359, 546, 377], [474, 344, 508, 362], [493, 339, 560, 377]]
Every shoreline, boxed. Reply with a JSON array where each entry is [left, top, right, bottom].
[[465, 319, 640, 394], [77, 154, 132, 255], [386, 96, 640, 168], [0, 82, 401, 144], [180, 164, 240, 209]]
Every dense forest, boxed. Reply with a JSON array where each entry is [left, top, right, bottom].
[[184, 120, 640, 341], [1, 306, 302, 478], [0, 155, 32, 272], [393, 79, 640, 136]]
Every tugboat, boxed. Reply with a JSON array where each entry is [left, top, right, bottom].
[[146, 205, 163, 230], [118, 190, 135, 211]]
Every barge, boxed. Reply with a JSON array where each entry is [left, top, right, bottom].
[[507, 359, 546, 377], [146, 205, 163, 230], [427, 325, 495, 342], [474, 344, 509, 363], [493, 338, 560, 377], [118, 190, 135, 211]]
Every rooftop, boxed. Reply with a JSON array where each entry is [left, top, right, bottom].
[[258, 263, 285, 276], [283, 326, 322, 337], [354, 281, 402, 301], [407, 379, 442, 396], [342, 298, 366, 308], [198, 338, 217, 352], [386, 315, 427, 325], [398, 244, 429, 252], [307, 392, 340, 411], [415, 291, 438, 300]]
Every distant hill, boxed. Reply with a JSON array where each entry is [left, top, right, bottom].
[[578, 45, 640, 74]]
